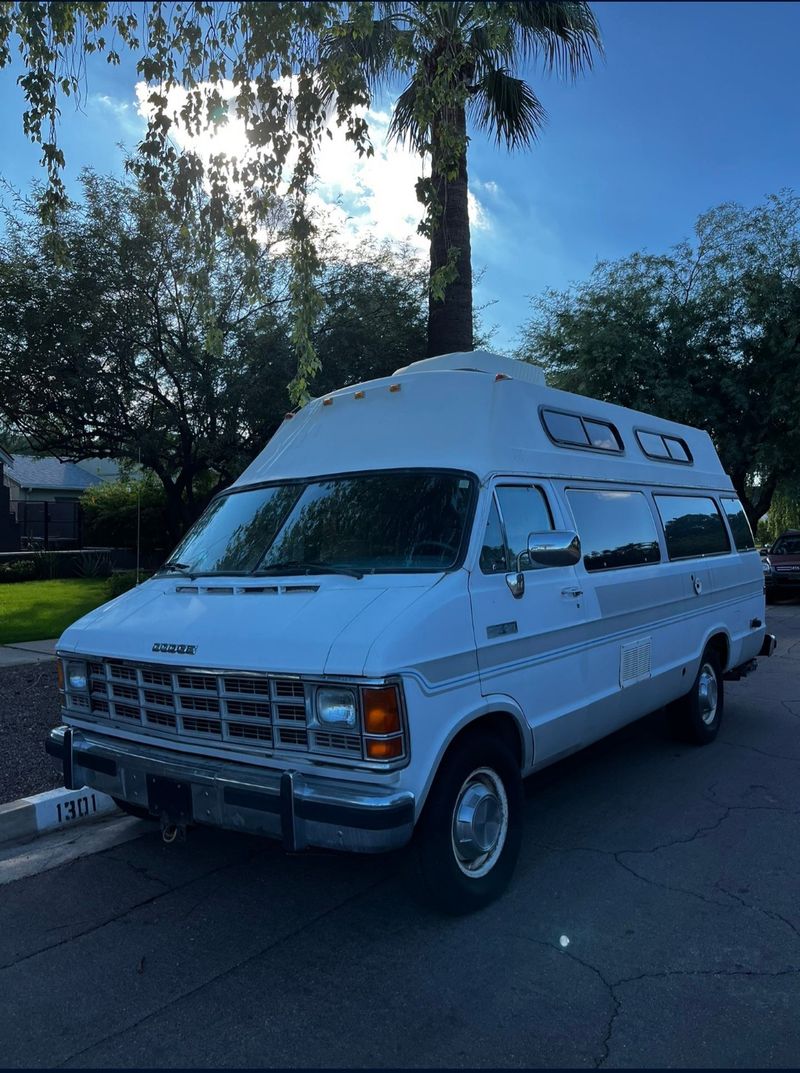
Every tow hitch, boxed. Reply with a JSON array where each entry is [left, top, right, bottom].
[[161, 819, 187, 844]]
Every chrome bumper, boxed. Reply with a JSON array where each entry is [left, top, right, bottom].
[[46, 726, 415, 853]]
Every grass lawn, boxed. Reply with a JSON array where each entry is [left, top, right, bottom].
[[0, 578, 111, 644]]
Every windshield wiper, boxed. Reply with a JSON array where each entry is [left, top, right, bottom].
[[256, 560, 364, 580], [161, 561, 192, 574]]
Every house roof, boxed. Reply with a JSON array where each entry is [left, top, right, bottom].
[[5, 455, 105, 492]]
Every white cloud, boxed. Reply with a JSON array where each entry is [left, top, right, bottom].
[[133, 81, 492, 248]]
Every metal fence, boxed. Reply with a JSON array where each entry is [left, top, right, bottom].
[[14, 500, 82, 550]]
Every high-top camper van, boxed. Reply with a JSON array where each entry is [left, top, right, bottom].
[[48, 352, 775, 912]]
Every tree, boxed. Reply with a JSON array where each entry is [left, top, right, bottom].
[[322, 1, 601, 357], [518, 192, 800, 528], [0, 174, 429, 542], [1, 2, 600, 381]]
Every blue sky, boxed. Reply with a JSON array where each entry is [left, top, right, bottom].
[[1, 1, 798, 351]]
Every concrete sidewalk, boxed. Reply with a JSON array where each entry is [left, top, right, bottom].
[[0, 640, 57, 668]]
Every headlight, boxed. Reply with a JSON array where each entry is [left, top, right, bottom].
[[316, 687, 357, 729], [66, 660, 88, 691], [762, 558, 772, 573]]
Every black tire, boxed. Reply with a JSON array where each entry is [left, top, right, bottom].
[[669, 646, 724, 745], [112, 797, 157, 821], [412, 731, 523, 915]]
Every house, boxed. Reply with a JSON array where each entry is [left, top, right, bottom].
[[0, 447, 20, 551], [3, 455, 105, 549]]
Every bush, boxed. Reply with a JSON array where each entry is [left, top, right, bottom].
[[81, 475, 169, 555], [75, 552, 113, 579], [32, 550, 60, 579], [105, 570, 146, 598], [0, 559, 37, 583]]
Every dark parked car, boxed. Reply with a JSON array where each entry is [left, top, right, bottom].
[[762, 529, 800, 601]]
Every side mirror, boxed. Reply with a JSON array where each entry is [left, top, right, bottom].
[[759, 547, 769, 556], [527, 530, 581, 568]]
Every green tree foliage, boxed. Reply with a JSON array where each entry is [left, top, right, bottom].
[[757, 479, 800, 544], [1, 2, 600, 372], [0, 173, 428, 543], [80, 474, 168, 555], [322, 2, 601, 356], [518, 192, 800, 527]]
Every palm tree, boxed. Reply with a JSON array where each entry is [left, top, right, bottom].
[[322, 2, 602, 357]]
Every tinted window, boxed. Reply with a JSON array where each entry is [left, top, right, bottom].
[[584, 419, 622, 451], [636, 431, 670, 459], [665, 436, 691, 462], [772, 535, 800, 556], [496, 486, 553, 571], [655, 496, 731, 559], [567, 489, 661, 572], [721, 498, 755, 551], [168, 471, 475, 574], [637, 430, 692, 464], [480, 497, 508, 574], [542, 410, 588, 446]]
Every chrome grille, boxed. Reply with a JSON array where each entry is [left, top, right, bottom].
[[65, 658, 363, 760]]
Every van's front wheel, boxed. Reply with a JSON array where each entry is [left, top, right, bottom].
[[669, 646, 724, 744], [413, 733, 523, 914]]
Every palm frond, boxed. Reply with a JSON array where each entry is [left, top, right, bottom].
[[387, 77, 427, 152], [318, 16, 413, 99], [469, 66, 546, 149], [492, 2, 603, 79]]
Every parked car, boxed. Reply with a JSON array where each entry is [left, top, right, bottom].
[[761, 529, 800, 602], [47, 351, 775, 913]]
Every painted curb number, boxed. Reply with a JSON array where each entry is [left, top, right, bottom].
[[55, 793, 99, 824]]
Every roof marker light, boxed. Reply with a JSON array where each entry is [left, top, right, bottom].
[[284, 412, 295, 420], [323, 398, 333, 406], [354, 390, 365, 399], [495, 373, 511, 381], [389, 383, 401, 393]]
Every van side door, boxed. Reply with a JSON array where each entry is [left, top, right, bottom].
[[468, 480, 590, 768]]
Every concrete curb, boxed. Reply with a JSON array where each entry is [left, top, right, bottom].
[[0, 786, 118, 848]]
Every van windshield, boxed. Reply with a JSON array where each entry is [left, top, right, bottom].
[[161, 471, 475, 577]]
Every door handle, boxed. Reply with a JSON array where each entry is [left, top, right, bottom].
[[561, 587, 583, 599]]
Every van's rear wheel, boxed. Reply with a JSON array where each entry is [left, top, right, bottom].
[[412, 732, 523, 914], [669, 647, 724, 745]]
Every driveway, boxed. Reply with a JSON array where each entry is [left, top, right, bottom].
[[1, 604, 798, 1068]]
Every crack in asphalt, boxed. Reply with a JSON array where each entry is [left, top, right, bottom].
[[54, 872, 395, 1069], [521, 934, 800, 1069], [0, 849, 259, 974], [717, 739, 800, 763]]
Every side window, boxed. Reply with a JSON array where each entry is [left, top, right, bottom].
[[479, 497, 508, 574], [721, 498, 756, 552], [654, 495, 731, 559], [567, 489, 661, 572], [496, 485, 553, 571]]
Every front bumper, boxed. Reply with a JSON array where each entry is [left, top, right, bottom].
[[46, 726, 415, 853], [765, 571, 800, 589]]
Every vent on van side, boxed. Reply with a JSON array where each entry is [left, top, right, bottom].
[[620, 638, 652, 687]]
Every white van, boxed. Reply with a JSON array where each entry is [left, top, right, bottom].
[[48, 352, 775, 912]]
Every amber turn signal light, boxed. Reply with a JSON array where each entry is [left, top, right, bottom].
[[363, 687, 401, 735], [366, 738, 403, 760], [56, 660, 64, 692]]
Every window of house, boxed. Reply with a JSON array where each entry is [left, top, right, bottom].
[[654, 495, 731, 559], [720, 498, 756, 552], [567, 489, 661, 572]]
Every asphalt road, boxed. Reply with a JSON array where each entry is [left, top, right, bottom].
[[1, 604, 799, 1069]]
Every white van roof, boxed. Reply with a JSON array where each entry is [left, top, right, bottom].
[[235, 352, 732, 492]]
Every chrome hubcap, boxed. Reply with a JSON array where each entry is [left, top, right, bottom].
[[452, 767, 508, 878], [698, 662, 719, 725]]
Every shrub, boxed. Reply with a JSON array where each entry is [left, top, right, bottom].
[[75, 552, 113, 579], [0, 559, 37, 583], [106, 570, 146, 598], [81, 475, 169, 555], [32, 551, 60, 579]]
